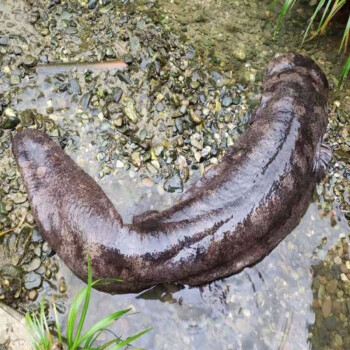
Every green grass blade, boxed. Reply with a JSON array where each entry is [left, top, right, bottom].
[[339, 14, 350, 52], [25, 303, 52, 350], [301, 0, 326, 46], [318, 0, 346, 34], [72, 257, 93, 348], [66, 279, 101, 347], [274, 0, 298, 39], [52, 297, 63, 345], [317, 0, 334, 31], [339, 55, 350, 85], [76, 308, 132, 347], [109, 328, 152, 350]]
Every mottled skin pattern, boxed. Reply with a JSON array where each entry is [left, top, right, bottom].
[[13, 54, 329, 294]]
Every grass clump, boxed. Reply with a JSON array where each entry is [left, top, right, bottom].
[[272, 0, 350, 84], [25, 259, 151, 350]]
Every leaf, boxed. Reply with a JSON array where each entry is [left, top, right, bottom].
[[109, 329, 152, 350]]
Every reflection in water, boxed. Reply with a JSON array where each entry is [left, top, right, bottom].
[[57, 199, 348, 350]]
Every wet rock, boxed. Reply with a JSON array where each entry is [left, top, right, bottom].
[[59, 277, 67, 293], [88, 0, 98, 9], [124, 100, 139, 124], [23, 55, 37, 68], [23, 258, 41, 272], [232, 47, 246, 61], [69, 79, 81, 95], [222, 95, 233, 107], [322, 297, 332, 318], [113, 88, 123, 103], [80, 92, 92, 111], [190, 133, 203, 150], [131, 151, 141, 167], [142, 177, 154, 187], [189, 110, 202, 124], [326, 279, 338, 294], [0, 113, 20, 130], [28, 289, 38, 301], [0, 36, 9, 46], [324, 316, 337, 330], [24, 272, 42, 290]]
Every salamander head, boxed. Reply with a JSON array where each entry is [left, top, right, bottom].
[[264, 53, 328, 93]]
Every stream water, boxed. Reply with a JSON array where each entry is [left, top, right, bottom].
[[0, 0, 349, 349]]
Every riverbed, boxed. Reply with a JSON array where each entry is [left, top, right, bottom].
[[0, 0, 349, 349]]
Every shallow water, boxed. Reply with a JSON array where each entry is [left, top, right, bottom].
[[0, 0, 349, 349], [58, 201, 349, 350]]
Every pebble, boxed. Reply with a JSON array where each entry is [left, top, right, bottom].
[[28, 289, 39, 301], [131, 151, 141, 167], [322, 297, 332, 318], [190, 133, 203, 150], [222, 95, 233, 107], [0, 36, 9, 46], [113, 88, 123, 103], [142, 178, 154, 187], [124, 100, 139, 124], [24, 272, 42, 290], [23, 258, 41, 272]]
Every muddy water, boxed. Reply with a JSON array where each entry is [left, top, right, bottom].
[[0, 0, 349, 349]]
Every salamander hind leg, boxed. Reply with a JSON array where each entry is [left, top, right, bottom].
[[313, 136, 332, 181]]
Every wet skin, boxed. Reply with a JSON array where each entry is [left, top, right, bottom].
[[13, 53, 330, 294]]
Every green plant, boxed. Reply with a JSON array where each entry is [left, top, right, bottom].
[[25, 259, 151, 350], [272, 0, 350, 84]]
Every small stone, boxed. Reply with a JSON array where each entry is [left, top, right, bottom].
[[334, 256, 342, 265], [28, 289, 38, 301], [326, 279, 338, 294], [59, 278, 67, 293], [322, 297, 332, 318], [13, 195, 27, 204], [65, 27, 78, 35], [0, 36, 9, 46], [23, 55, 37, 68], [24, 272, 42, 290], [335, 334, 343, 346], [341, 273, 349, 282], [124, 101, 139, 124], [4, 108, 16, 118], [190, 133, 203, 150], [324, 316, 337, 330], [0, 115, 20, 130], [142, 178, 154, 187], [80, 93, 91, 111], [189, 110, 202, 124], [232, 47, 246, 61], [69, 79, 81, 95], [131, 151, 141, 167], [190, 81, 200, 89], [222, 95, 233, 107], [340, 264, 349, 273], [156, 102, 165, 112], [113, 88, 123, 103], [23, 258, 41, 272], [10, 75, 21, 85], [88, 0, 98, 9]]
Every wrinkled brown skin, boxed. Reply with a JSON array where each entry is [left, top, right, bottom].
[[13, 53, 329, 294]]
